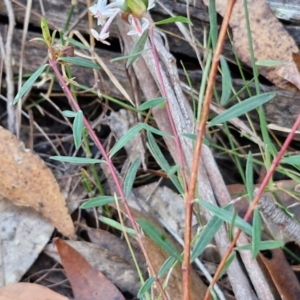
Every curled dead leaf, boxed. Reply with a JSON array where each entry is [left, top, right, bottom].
[[204, 0, 300, 92], [0, 126, 75, 237]]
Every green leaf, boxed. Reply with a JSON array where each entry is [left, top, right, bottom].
[[147, 131, 183, 194], [220, 55, 232, 105], [111, 49, 149, 63], [144, 124, 171, 137], [191, 204, 232, 262], [99, 216, 137, 236], [138, 277, 156, 298], [80, 195, 117, 209], [138, 97, 165, 111], [197, 199, 252, 235], [219, 252, 236, 279], [208, 0, 218, 50], [255, 60, 284, 67], [50, 156, 104, 164], [282, 155, 300, 166], [245, 152, 254, 201], [64, 37, 90, 50], [208, 92, 276, 126], [158, 256, 176, 277], [155, 16, 193, 26], [41, 17, 51, 46], [137, 218, 182, 262], [252, 208, 261, 258], [13, 64, 48, 104], [126, 29, 149, 68], [62, 110, 77, 118], [237, 240, 284, 251], [58, 57, 100, 70], [191, 215, 223, 262], [124, 158, 141, 197], [109, 123, 144, 158], [73, 110, 84, 149]]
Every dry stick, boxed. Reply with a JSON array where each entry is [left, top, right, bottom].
[[17, 0, 32, 138], [2, 0, 16, 134], [182, 1, 236, 299], [259, 194, 300, 246], [48, 58, 167, 299], [203, 74, 300, 300]]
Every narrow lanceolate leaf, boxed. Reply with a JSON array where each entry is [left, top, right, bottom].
[[245, 151, 254, 201], [109, 123, 144, 158], [139, 97, 165, 111], [256, 60, 284, 67], [237, 240, 284, 251], [137, 218, 182, 262], [126, 29, 149, 68], [158, 256, 176, 277], [99, 216, 137, 236], [147, 131, 183, 194], [155, 16, 193, 25], [58, 57, 100, 70], [252, 208, 261, 258], [123, 158, 141, 197], [197, 199, 252, 235], [208, 92, 276, 126], [191, 215, 224, 262], [62, 110, 77, 118], [80, 195, 117, 209], [138, 277, 156, 298], [41, 17, 51, 46], [73, 111, 84, 149], [220, 55, 232, 105], [282, 155, 300, 166], [13, 64, 48, 104], [50, 156, 104, 164], [64, 37, 90, 50]]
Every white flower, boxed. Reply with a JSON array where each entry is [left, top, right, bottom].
[[91, 28, 110, 45], [127, 16, 149, 36], [89, 0, 121, 26]]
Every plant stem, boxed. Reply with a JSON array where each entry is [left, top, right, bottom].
[[48, 58, 167, 299], [182, 1, 235, 299]]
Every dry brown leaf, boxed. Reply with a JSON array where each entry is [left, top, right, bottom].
[[260, 248, 300, 299], [0, 126, 75, 237], [0, 282, 68, 300], [204, 0, 299, 91], [274, 53, 300, 90], [45, 239, 139, 295], [54, 238, 125, 300]]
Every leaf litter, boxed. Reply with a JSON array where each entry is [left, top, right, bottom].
[[0, 126, 75, 238], [204, 0, 300, 92]]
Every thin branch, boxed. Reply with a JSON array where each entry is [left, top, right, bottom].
[[182, 1, 236, 299], [2, 0, 16, 134]]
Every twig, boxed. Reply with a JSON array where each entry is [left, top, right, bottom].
[[1, 0, 16, 134], [259, 194, 300, 246], [16, 0, 33, 138], [183, 1, 236, 299]]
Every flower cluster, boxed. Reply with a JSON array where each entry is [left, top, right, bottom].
[[89, 0, 155, 45]]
